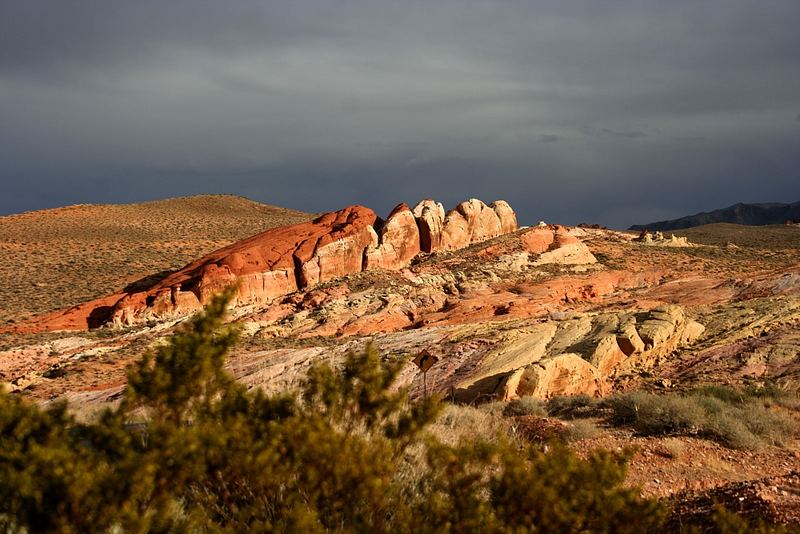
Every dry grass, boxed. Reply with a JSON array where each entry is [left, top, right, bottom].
[[562, 419, 602, 442], [657, 437, 687, 459], [603, 389, 799, 450], [426, 403, 512, 446], [590, 224, 800, 284], [502, 397, 547, 417], [0, 195, 312, 326], [673, 223, 800, 249]]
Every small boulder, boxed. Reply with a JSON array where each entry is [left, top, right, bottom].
[[516, 353, 608, 399], [521, 227, 556, 254]]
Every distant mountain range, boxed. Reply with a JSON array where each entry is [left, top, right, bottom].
[[629, 201, 800, 231]]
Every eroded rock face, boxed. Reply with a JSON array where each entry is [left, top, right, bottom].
[[491, 200, 518, 234], [516, 354, 609, 398], [413, 198, 517, 253], [296, 213, 380, 288], [454, 304, 705, 401], [413, 199, 446, 253], [533, 227, 598, 266], [617, 318, 646, 356], [365, 203, 421, 271], [441, 199, 505, 251]]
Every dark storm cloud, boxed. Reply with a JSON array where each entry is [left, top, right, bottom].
[[1, 0, 799, 227]]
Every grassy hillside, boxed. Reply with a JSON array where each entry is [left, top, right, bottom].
[[0, 195, 313, 326]]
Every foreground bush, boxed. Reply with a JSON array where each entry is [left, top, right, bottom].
[[0, 291, 683, 532]]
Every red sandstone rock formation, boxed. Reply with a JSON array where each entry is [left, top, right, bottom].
[[413, 198, 517, 253], [364, 203, 421, 270], [491, 200, 518, 234], [441, 199, 504, 250], [110, 205, 380, 325], [14, 198, 520, 332], [521, 226, 557, 254], [412, 199, 446, 253]]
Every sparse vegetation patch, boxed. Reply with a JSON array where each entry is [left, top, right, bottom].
[[602, 387, 799, 450]]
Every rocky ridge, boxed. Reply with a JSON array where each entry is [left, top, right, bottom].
[[3, 215, 708, 404], [10, 199, 518, 332], [7, 210, 800, 407]]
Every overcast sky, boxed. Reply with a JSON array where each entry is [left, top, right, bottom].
[[1, 1, 798, 227]]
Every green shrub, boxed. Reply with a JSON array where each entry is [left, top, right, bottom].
[[743, 382, 792, 401], [489, 446, 664, 534], [604, 391, 705, 435], [703, 411, 761, 450], [690, 392, 727, 415], [603, 389, 798, 451], [746, 384, 800, 410], [562, 419, 601, 442], [502, 396, 547, 417], [691, 384, 746, 404], [733, 402, 797, 447], [694, 382, 800, 411], [546, 394, 597, 419], [707, 504, 795, 534], [0, 394, 128, 532]]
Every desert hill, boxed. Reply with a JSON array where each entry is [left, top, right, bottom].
[[671, 222, 800, 248], [630, 201, 800, 231], [0, 195, 312, 327]]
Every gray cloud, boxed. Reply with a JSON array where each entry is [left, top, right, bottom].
[[582, 126, 649, 139], [1, 0, 799, 228], [602, 129, 646, 139]]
